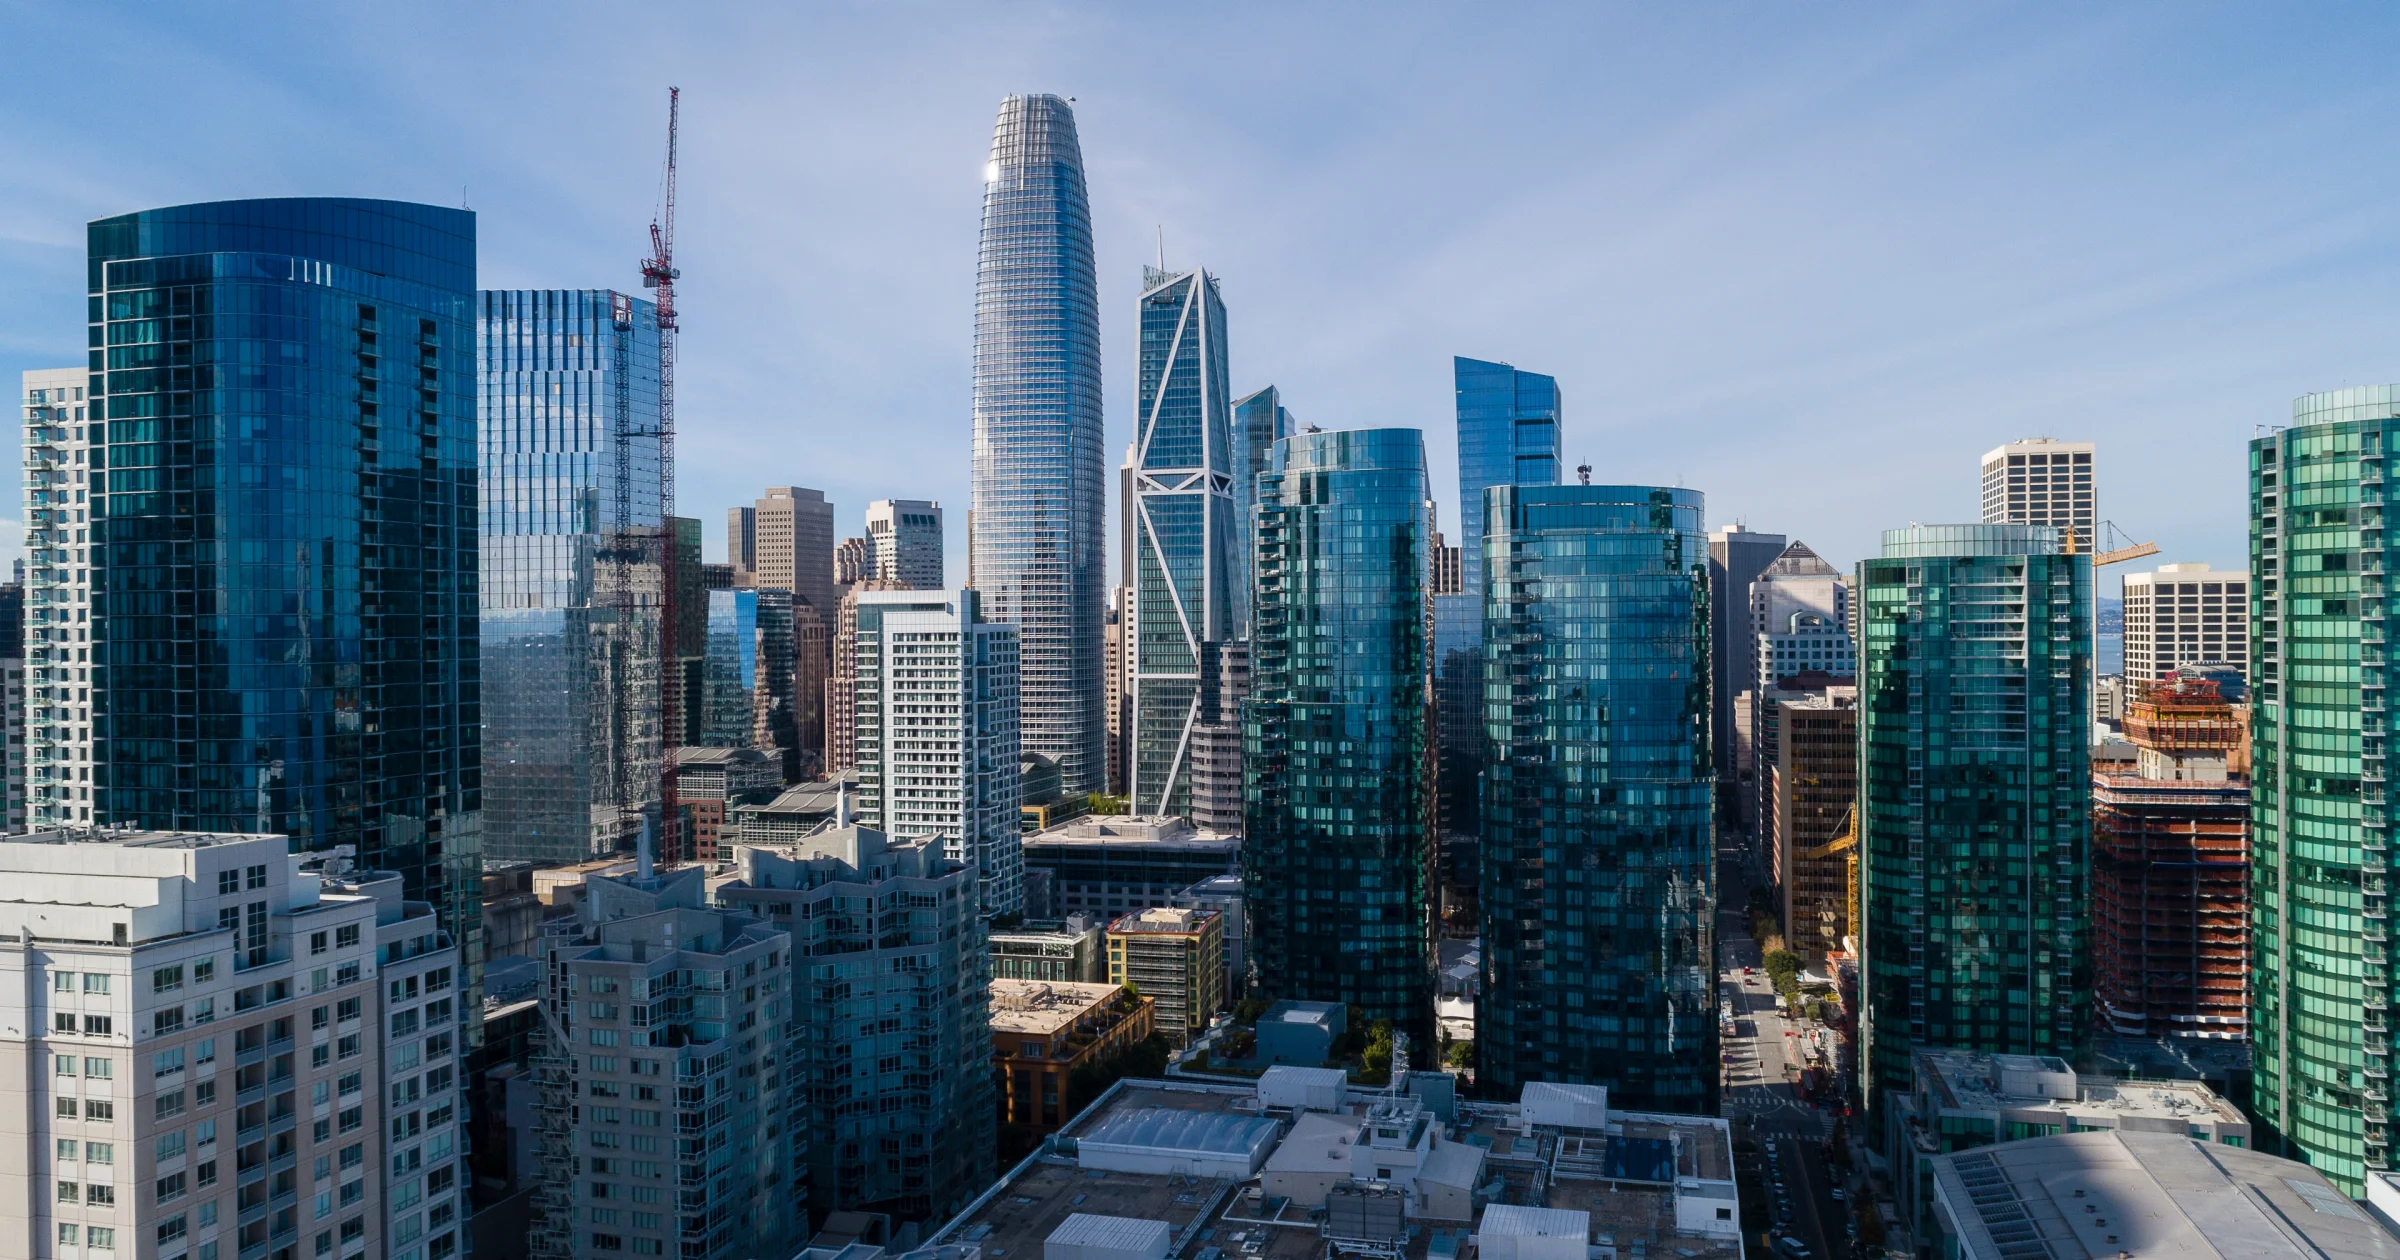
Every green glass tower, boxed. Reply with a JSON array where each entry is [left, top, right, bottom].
[[1478, 484, 1714, 1110], [2250, 388, 2395, 1193], [1244, 428, 1434, 1044], [1857, 525, 2092, 1119]]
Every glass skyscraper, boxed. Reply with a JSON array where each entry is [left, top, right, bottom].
[[971, 93, 1106, 795], [1129, 265, 1240, 817], [1231, 386, 1295, 596], [478, 287, 665, 866], [80, 198, 481, 950], [2249, 388, 2394, 1193], [1857, 525, 2091, 1118], [1434, 357, 1561, 836], [1245, 428, 1434, 1043], [1478, 484, 1714, 1110]]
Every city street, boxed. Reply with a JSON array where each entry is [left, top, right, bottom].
[[1721, 856, 1847, 1260]]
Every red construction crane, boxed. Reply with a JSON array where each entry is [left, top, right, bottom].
[[643, 85, 679, 518], [644, 86, 687, 860]]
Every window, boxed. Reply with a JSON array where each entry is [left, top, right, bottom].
[[337, 997, 360, 1023], [58, 1225, 78, 1246], [312, 1005, 329, 1029], [156, 1170, 188, 1202], [82, 1014, 111, 1035], [335, 925, 360, 949], [86, 1100, 113, 1121], [53, 1013, 77, 1033], [310, 932, 329, 955], [86, 1184, 114, 1206], [158, 1215, 189, 1244], [85, 1142, 111, 1164], [57, 1181, 79, 1203], [83, 1057, 110, 1079], [195, 1119, 216, 1147], [154, 1006, 185, 1034], [246, 864, 267, 890], [195, 1080, 215, 1106], [153, 1048, 185, 1077], [340, 1179, 364, 1206], [338, 1071, 361, 1097], [217, 870, 239, 895], [58, 1138, 79, 1161], [339, 1143, 363, 1170], [55, 1097, 78, 1120], [392, 1010, 420, 1037], [156, 1131, 186, 1161], [340, 1217, 365, 1242], [86, 1227, 115, 1249], [54, 971, 74, 992], [339, 1033, 362, 1060], [193, 958, 215, 984], [153, 965, 185, 993], [55, 1054, 77, 1076], [192, 996, 215, 1025], [339, 1106, 363, 1133], [195, 1159, 217, 1188]]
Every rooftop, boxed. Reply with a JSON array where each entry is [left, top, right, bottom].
[[989, 980, 1129, 1037], [1935, 1130, 2400, 1260], [1026, 815, 1238, 849], [1110, 906, 1218, 935], [1917, 1049, 2247, 1130]]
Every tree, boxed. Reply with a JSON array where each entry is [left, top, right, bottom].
[[1444, 1039, 1474, 1069], [1359, 1020, 1397, 1084]]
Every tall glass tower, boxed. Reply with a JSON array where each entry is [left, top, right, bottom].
[[1129, 265, 1239, 817], [1857, 525, 2091, 1120], [1231, 385, 1295, 601], [2249, 388, 2396, 1193], [1435, 357, 1561, 836], [1478, 484, 1714, 1110], [80, 198, 481, 950], [479, 288, 665, 866], [972, 94, 1106, 795], [1245, 428, 1434, 1044]]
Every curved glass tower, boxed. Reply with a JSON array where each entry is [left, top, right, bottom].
[[1244, 428, 1434, 1043], [78, 198, 480, 949], [1478, 484, 1713, 1110], [2250, 389, 2396, 1193], [972, 94, 1106, 795]]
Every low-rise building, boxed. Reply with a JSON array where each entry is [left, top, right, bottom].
[[728, 777, 850, 849], [1169, 873, 1247, 997], [989, 917, 1107, 984], [1107, 907, 1224, 1045], [1023, 816, 1238, 926], [1888, 1049, 2251, 1239], [925, 1073, 1741, 1260], [987, 980, 1154, 1134], [669, 746, 786, 865], [1254, 999, 1346, 1067], [1932, 1131, 2394, 1260]]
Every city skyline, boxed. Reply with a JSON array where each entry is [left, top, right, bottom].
[[10, 8, 2400, 591]]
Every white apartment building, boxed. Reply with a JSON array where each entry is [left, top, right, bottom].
[[849, 588, 1023, 915], [1981, 439, 2097, 551], [318, 867, 467, 1260], [1749, 541, 1852, 687], [863, 499, 944, 589], [0, 830, 396, 1260], [2122, 562, 2249, 685], [20, 367, 96, 828]]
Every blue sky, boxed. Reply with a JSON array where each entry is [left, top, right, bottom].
[[4, 3, 2397, 590]]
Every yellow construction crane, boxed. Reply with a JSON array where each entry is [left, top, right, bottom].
[[2063, 519, 2159, 567]]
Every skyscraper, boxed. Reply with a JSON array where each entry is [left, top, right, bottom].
[[1230, 386, 1295, 571], [746, 486, 835, 617], [2248, 389, 2393, 1192], [478, 288, 665, 866], [1245, 428, 1434, 1044], [1478, 484, 1714, 1109], [18, 365, 82, 833], [2121, 562, 2248, 684], [972, 94, 1106, 796], [1857, 525, 2091, 1116], [864, 498, 944, 587], [1128, 265, 1239, 818], [851, 587, 1024, 915], [1745, 541, 1851, 838], [76, 198, 481, 952], [1981, 439, 2098, 552], [1708, 525, 1787, 837], [1433, 358, 1561, 837], [727, 503, 756, 584]]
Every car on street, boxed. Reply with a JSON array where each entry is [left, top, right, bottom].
[[1777, 1239, 1812, 1260], [1831, 1188, 1845, 1201]]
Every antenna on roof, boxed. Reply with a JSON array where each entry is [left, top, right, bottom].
[[1157, 225, 1166, 272]]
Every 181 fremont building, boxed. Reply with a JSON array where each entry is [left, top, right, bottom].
[[972, 94, 1106, 794]]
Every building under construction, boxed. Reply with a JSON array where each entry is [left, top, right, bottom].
[[2092, 673, 2250, 1040]]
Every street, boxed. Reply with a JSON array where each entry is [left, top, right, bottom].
[[1721, 852, 1849, 1260]]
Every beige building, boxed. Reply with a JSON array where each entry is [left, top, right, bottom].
[[987, 980, 1154, 1134], [2121, 562, 2248, 684], [0, 830, 435, 1260], [1981, 438, 2097, 551], [743, 487, 836, 616], [1106, 906, 1224, 1044]]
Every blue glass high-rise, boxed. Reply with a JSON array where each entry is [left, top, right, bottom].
[[972, 94, 1107, 795], [1477, 484, 1715, 1109], [1245, 428, 1434, 1043], [1231, 385, 1295, 596], [1434, 357, 1561, 837], [1129, 265, 1239, 817], [479, 288, 665, 866], [85, 198, 481, 948]]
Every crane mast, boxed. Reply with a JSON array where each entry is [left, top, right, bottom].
[[643, 86, 686, 859]]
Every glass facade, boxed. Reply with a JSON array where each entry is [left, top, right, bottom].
[[701, 587, 762, 746], [972, 94, 1106, 796], [2249, 389, 2394, 1193], [478, 287, 664, 866], [1435, 357, 1561, 836], [82, 198, 482, 956], [1129, 266, 1239, 817], [1858, 525, 2091, 1119], [1244, 428, 1434, 1042], [1477, 485, 1714, 1109]]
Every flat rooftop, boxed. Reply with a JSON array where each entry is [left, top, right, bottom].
[[1920, 1049, 2246, 1127], [1026, 816, 1238, 847], [989, 980, 1127, 1037]]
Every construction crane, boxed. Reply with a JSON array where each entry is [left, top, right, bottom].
[[643, 86, 685, 859], [2063, 519, 2159, 567]]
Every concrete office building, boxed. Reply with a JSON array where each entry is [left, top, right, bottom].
[[2248, 391, 2397, 1191], [971, 94, 1108, 797], [822, 579, 905, 776], [1107, 906, 1225, 1046], [1858, 526, 2092, 1116], [1981, 439, 2098, 552], [1020, 814, 1239, 924], [741, 487, 837, 619], [528, 862, 799, 1260], [1769, 689, 1859, 962], [716, 816, 994, 1226], [989, 917, 1107, 984], [2121, 562, 2248, 685], [1708, 526, 1787, 837], [1185, 642, 1249, 836], [0, 830, 413, 1260], [849, 588, 1024, 915], [864, 499, 944, 589], [1744, 541, 1852, 837]]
